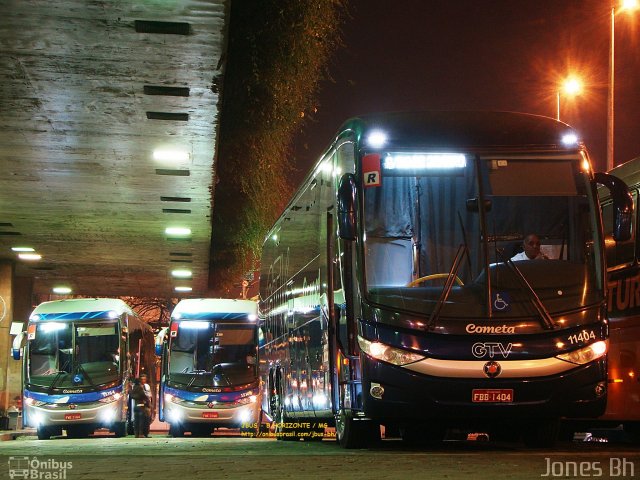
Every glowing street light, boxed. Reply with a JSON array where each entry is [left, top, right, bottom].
[[608, 0, 639, 170], [557, 76, 583, 121]]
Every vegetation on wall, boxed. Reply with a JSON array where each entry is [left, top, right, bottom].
[[209, 0, 346, 294]]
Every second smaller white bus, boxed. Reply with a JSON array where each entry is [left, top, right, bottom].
[[156, 299, 261, 437]]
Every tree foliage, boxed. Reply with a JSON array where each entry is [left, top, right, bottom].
[[209, 0, 346, 294]]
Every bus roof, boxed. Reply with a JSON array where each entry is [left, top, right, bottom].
[[171, 298, 258, 319], [607, 156, 640, 188], [30, 298, 134, 318], [339, 111, 581, 151]]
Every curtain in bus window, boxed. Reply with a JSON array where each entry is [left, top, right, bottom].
[[364, 172, 479, 286]]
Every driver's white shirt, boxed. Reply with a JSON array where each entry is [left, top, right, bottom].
[[511, 251, 543, 261]]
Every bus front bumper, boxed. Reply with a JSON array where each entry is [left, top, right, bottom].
[[360, 354, 607, 423], [24, 398, 125, 429], [163, 399, 261, 428]]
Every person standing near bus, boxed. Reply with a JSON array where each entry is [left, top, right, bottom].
[[130, 377, 151, 438], [140, 373, 153, 437], [511, 233, 549, 261]]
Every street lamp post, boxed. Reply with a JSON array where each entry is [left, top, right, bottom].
[[607, 0, 639, 171], [607, 5, 615, 171]]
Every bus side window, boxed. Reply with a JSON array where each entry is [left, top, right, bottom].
[[602, 190, 637, 268]]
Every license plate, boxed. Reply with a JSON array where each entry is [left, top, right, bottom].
[[202, 412, 218, 418], [64, 413, 82, 420], [472, 389, 514, 403]]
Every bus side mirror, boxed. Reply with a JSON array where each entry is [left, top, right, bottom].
[[337, 173, 357, 241], [595, 172, 633, 242], [155, 327, 168, 356], [12, 331, 25, 360]]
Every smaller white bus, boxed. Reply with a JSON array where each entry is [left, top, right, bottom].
[[12, 298, 156, 439], [156, 298, 261, 437]]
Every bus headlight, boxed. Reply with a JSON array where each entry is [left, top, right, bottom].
[[167, 409, 182, 424], [32, 413, 45, 427], [556, 340, 608, 365], [358, 336, 425, 366], [238, 410, 252, 424], [99, 408, 116, 424]]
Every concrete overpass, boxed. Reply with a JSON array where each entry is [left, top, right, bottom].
[[0, 0, 228, 410]]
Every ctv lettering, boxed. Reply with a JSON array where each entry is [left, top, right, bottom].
[[472, 342, 513, 359]]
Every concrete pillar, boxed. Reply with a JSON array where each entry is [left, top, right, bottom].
[[0, 261, 33, 413]]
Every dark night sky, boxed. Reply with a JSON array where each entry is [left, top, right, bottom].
[[294, 0, 640, 184]]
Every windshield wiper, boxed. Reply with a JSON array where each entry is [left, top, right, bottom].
[[426, 244, 467, 331], [48, 357, 72, 393], [498, 252, 555, 330], [74, 362, 95, 388]]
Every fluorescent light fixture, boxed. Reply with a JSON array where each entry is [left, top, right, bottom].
[[11, 247, 35, 252], [52, 286, 72, 295], [562, 133, 579, 146], [171, 269, 192, 278], [153, 149, 190, 163], [367, 130, 388, 148], [179, 320, 209, 329], [165, 227, 191, 236], [175, 286, 192, 292], [18, 253, 42, 261], [383, 153, 466, 170]]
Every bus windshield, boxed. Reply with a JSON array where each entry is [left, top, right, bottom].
[[28, 321, 120, 388], [363, 154, 602, 319], [168, 322, 257, 388]]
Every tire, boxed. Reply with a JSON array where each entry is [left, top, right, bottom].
[[522, 419, 559, 448], [336, 410, 380, 449], [37, 426, 51, 440], [169, 423, 184, 437], [113, 422, 127, 438]]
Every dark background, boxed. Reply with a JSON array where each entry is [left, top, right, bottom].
[[294, 0, 640, 185]]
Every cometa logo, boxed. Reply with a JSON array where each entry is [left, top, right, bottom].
[[465, 324, 516, 334]]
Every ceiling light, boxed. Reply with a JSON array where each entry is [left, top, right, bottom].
[[11, 247, 35, 252], [165, 227, 191, 236], [52, 286, 72, 295], [153, 149, 190, 163], [171, 269, 192, 278], [175, 286, 193, 292], [18, 253, 42, 261]]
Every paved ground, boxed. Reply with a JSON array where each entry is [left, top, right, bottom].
[[1, 431, 639, 480]]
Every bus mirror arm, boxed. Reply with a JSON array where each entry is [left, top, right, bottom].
[[337, 173, 357, 241], [594, 172, 633, 242], [12, 331, 25, 360]]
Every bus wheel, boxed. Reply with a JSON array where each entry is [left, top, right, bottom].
[[37, 426, 51, 440], [169, 423, 184, 437], [113, 422, 127, 438], [336, 410, 380, 449], [522, 419, 559, 448]]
